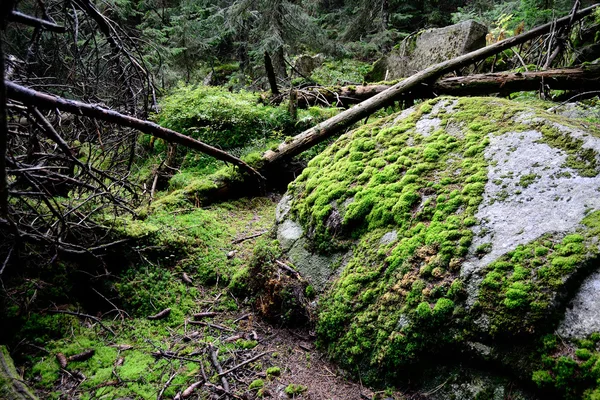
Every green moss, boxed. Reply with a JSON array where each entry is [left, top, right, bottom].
[[284, 383, 308, 396], [283, 96, 600, 390], [477, 226, 596, 337], [249, 379, 265, 390], [236, 339, 258, 349], [519, 173, 539, 188], [266, 366, 281, 377]]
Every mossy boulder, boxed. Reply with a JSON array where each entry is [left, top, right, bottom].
[[276, 97, 600, 398]]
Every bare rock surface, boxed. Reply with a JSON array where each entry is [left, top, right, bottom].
[[558, 269, 600, 338]]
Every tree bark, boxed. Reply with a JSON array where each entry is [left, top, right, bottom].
[[5, 81, 265, 181], [294, 65, 600, 108], [0, 346, 39, 400], [0, 35, 8, 218], [262, 3, 599, 166], [264, 51, 279, 95]]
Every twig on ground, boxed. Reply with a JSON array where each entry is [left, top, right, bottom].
[[275, 260, 301, 279], [192, 312, 218, 320], [208, 344, 230, 393], [217, 351, 268, 377], [49, 309, 116, 335], [147, 308, 171, 320], [157, 370, 177, 400], [231, 229, 269, 244], [187, 321, 234, 332]]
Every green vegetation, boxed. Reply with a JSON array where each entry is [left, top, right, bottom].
[[282, 97, 600, 388], [155, 85, 292, 150], [476, 231, 595, 337], [266, 366, 281, 377], [6, 193, 278, 399], [310, 59, 373, 85], [531, 332, 600, 399], [284, 383, 308, 396], [249, 379, 265, 390]]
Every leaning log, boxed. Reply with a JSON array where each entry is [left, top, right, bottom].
[[0, 346, 38, 400], [4, 81, 264, 181], [263, 3, 599, 166], [295, 65, 600, 108]]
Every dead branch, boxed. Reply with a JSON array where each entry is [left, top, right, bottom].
[[208, 344, 230, 393], [8, 10, 66, 33], [187, 321, 235, 332], [67, 349, 95, 362], [217, 351, 268, 377], [49, 309, 116, 335], [5, 81, 265, 181], [294, 65, 600, 107], [192, 312, 218, 320], [0, 36, 7, 218], [147, 308, 171, 320], [231, 229, 269, 244], [262, 4, 599, 166], [276, 259, 301, 279], [181, 380, 204, 398], [157, 370, 178, 400]]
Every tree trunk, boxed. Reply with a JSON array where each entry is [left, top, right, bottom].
[[294, 65, 600, 108], [5, 81, 265, 181], [0, 34, 8, 218], [262, 3, 599, 166], [264, 51, 279, 95], [0, 346, 39, 400]]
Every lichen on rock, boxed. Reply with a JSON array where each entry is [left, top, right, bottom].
[[275, 96, 600, 396]]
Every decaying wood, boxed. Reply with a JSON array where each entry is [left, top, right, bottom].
[[262, 3, 599, 166], [68, 349, 95, 362], [295, 65, 600, 107], [182, 272, 193, 284], [181, 380, 204, 398], [265, 51, 280, 95], [0, 346, 39, 400], [148, 308, 171, 320], [4, 81, 265, 182], [192, 312, 218, 320]]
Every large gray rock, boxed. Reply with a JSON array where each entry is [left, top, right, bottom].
[[275, 96, 600, 395], [369, 20, 487, 80], [557, 269, 600, 339], [294, 54, 325, 78]]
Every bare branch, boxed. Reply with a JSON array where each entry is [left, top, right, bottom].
[[5, 81, 265, 181]]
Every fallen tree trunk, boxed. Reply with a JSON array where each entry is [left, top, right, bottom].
[[4, 81, 264, 181], [262, 3, 599, 166], [295, 65, 600, 108], [0, 346, 38, 400]]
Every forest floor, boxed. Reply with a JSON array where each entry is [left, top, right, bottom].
[[9, 194, 394, 400]]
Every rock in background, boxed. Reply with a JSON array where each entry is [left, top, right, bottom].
[[368, 20, 488, 81]]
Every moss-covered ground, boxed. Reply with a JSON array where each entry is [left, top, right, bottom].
[[2, 189, 283, 399]]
